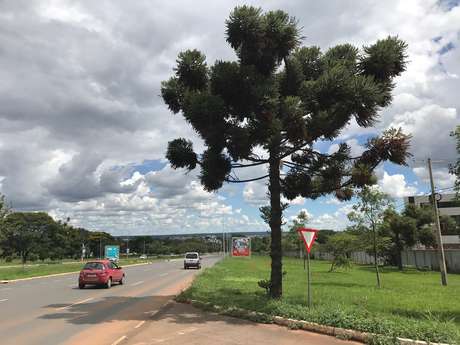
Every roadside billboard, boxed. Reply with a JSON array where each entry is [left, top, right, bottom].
[[232, 237, 251, 257], [105, 245, 120, 261]]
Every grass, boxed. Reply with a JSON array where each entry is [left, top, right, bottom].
[[0, 257, 158, 280], [180, 256, 460, 344]]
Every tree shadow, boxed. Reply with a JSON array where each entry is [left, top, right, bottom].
[[40, 294, 247, 326]]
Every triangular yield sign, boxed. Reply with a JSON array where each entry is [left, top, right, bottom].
[[297, 228, 318, 253]]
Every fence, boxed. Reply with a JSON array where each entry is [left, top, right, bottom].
[[314, 251, 384, 265], [313, 250, 460, 273], [401, 249, 460, 273]]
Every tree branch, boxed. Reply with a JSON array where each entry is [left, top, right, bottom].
[[231, 161, 268, 168], [225, 174, 269, 183]]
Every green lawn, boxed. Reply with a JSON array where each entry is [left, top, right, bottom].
[[180, 256, 460, 344], [0, 257, 153, 280]]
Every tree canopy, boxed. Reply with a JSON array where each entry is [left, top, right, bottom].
[[161, 6, 410, 298]]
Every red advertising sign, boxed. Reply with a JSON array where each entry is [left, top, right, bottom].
[[297, 228, 318, 253], [232, 237, 251, 257]]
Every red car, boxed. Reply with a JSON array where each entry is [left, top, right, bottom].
[[78, 260, 125, 289]]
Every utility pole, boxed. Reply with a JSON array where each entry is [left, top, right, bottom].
[[427, 158, 448, 286]]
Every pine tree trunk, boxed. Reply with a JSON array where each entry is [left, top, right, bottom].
[[269, 149, 282, 299]]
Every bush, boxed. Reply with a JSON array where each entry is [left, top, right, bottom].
[[329, 255, 353, 272], [257, 279, 271, 296]]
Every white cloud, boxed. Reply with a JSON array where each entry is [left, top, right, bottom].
[[0, 0, 459, 235], [378, 172, 418, 198], [327, 138, 365, 157], [413, 166, 456, 190]]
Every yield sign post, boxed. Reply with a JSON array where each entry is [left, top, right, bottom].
[[297, 228, 318, 308]]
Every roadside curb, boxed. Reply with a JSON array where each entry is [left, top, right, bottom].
[[181, 299, 452, 345], [0, 261, 155, 284]]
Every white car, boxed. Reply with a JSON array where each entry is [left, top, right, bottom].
[[139, 254, 147, 259], [184, 252, 201, 269]]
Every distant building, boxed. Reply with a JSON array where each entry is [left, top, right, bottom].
[[404, 193, 460, 227], [404, 193, 460, 249]]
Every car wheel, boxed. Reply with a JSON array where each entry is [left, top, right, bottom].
[[119, 275, 124, 285], [106, 278, 112, 289], [184, 265, 187, 270], [78, 283, 85, 289]]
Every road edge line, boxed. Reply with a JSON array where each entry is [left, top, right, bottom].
[[110, 335, 127, 345]]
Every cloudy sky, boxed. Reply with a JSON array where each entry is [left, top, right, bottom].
[[0, 0, 459, 235]]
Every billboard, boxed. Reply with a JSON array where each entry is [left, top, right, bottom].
[[105, 245, 120, 261], [232, 237, 251, 257]]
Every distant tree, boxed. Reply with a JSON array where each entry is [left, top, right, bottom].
[[440, 215, 459, 235], [403, 204, 433, 228], [402, 204, 436, 246], [284, 210, 309, 255], [315, 229, 336, 245], [0, 212, 55, 264], [0, 194, 11, 220], [348, 186, 392, 288], [87, 232, 115, 258], [252, 236, 271, 254], [324, 232, 359, 272], [161, 6, 410, 297], [382, 210, 417, 270], [0, 194, 11, 258]]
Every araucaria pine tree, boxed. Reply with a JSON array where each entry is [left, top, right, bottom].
[[161, 6, 410, 298]]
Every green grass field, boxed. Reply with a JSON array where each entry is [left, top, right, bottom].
[[0, 257, 155, 280], [180, 256, 460, 344]]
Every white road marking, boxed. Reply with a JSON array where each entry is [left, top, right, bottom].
[[134, 320, 145, 329], [159, 273, 168, 277], [0, 298, 8, 302], [57, 297, 94, 310], [130, 280, 144, 287], [111, 335, 127, 345]]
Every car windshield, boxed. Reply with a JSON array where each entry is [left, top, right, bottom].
[[186, 253, 198, 259], [83, 262, 105, 270]]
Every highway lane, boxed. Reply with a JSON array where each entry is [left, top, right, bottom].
[[0, 256, 220, 345]]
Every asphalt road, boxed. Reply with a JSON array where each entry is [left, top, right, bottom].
[[0, 256, 221, 345]]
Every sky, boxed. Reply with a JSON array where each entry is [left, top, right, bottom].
[[0, 0, 459, 235]]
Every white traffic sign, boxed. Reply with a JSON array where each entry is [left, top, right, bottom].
[[297, 228, 318, 253]]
